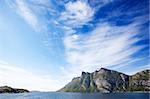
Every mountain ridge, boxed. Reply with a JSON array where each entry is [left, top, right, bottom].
[[59, 68, 150, 92]]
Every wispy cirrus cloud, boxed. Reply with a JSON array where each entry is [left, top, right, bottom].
[[59, 0, 113, 28], [59, 0, 149, 79], [62, 21, 147, 78], [6, 0, 51, 32], [14, 0, 39, 30], [6, 0, 149, 75], [59, 0, 94, 27]]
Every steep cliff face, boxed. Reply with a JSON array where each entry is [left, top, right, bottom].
[[59, 72, 97, 92], [92, 68, 129, 92], [59, 68, 149, 92]]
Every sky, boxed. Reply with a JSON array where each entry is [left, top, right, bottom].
[[0, 0, 149, 91]]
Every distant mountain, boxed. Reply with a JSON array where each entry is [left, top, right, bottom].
[[59, 68, 150, 92], [0, 86, 29, 93]]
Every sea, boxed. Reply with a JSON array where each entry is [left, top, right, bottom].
[[0, 92, 149, 99]]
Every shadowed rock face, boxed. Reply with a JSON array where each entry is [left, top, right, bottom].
[[0, 86, 29, 93], [59, 68, 150, 93]]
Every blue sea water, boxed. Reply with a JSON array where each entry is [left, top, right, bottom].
[[0, 92, 149, 99]]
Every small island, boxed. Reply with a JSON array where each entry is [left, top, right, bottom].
[[0, 86, 29, 93]]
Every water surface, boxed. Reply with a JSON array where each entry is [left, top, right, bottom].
[[0, 92, 149, 99]]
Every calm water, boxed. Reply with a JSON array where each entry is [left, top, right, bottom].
[[0, 92, 149, 99]]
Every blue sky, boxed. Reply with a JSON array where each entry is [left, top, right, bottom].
[[0, 0, 149, 91]]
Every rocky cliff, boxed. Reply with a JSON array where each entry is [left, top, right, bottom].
[[59, 68, 150, 92], [129, 70, 150, 91], [0, 86, 29, 93]]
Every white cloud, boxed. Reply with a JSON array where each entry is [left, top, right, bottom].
[[0, 61, 62, 91], [59, 0, 94, 27], [6, 0, 50, 32], [14, 0, 39, 31], [62, 21, 147, 79]]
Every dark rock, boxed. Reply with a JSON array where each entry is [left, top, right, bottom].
[[0, 86, 29, 93]]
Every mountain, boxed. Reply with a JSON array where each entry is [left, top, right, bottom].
[[0, 86, 29, 93], [59, 68, 150, 92], [129, 70, 150, 91]]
